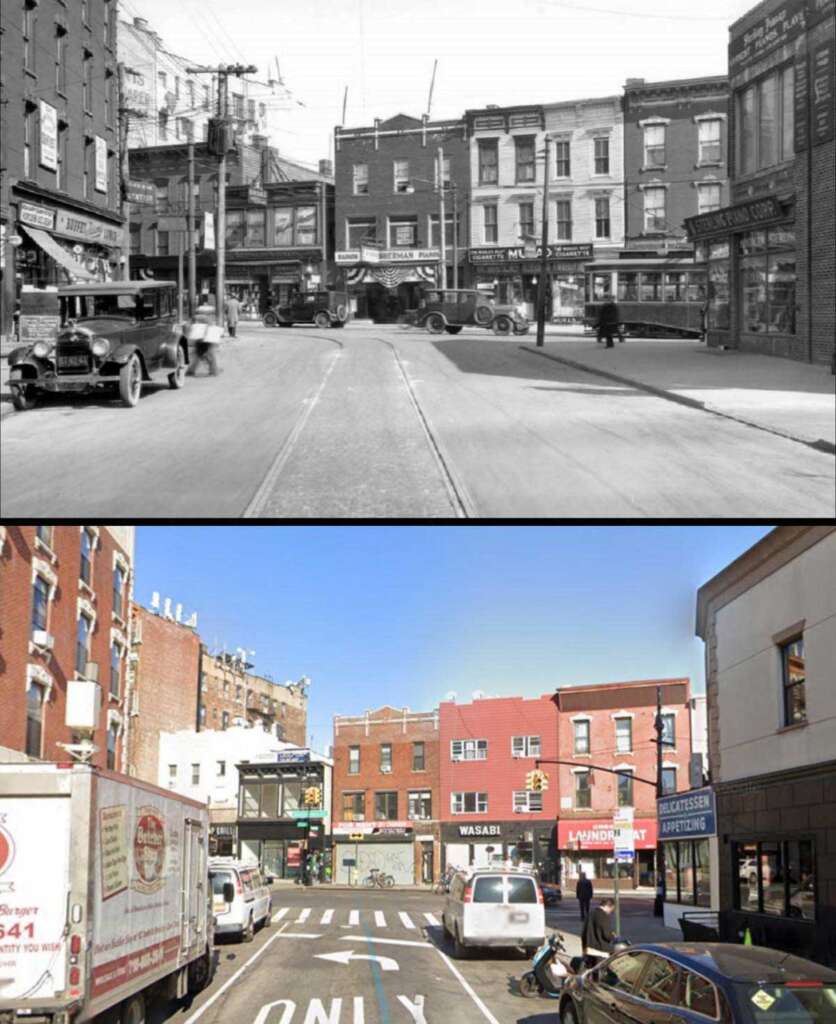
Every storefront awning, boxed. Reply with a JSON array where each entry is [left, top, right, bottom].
[[22, 226, 97, 281]]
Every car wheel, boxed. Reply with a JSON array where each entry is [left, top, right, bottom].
[[474, 304, 493, 325], [168, 345, 186, 389], [561, 999, 580, 1024], [11, 384, 37, 411], [242, 915, 254, 943], [519, 972, 539, 998], [335, 303, 348, 323], [425, 313, 445, 335], [442, 914, 451, 938], [314, 312, 331, 329], [119, 354, 142, 407], [445, 325, 463, 334], [492, 315, 513, 336], [263, 311, 277, 327], [452, 926, 468, 959]]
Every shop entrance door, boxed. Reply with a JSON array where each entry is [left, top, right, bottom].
[[262, 841, 284, 881], [421, 843, 434, 884]]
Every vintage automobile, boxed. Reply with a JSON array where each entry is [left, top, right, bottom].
[[405, 288, 529, 336], [262, 290, 350, 328], [7, 281, 188, 410]]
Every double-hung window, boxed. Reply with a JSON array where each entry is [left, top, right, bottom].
[[451, 792, 488, 814], [554, 139, 571, 177], [80, 528, 94, 585], [615, 716, 632, 753], [594, 197, 610, 239], [32, 575, 50, 635], [515, 136, 535, 183], [342, 791, 365, 820], [519, 202, 535, 238], [617, 769, 634, 807], [697, 183, 722, 215], [380, 743, 392, 772], [593, 137, 610, 174], [483, 204, 498, 244], [412, 741, 425, 771], [575, 770, 591, 808], [375, 791, 398, 820], [113, 565, 126, 619], [698, 118, 722, 164], [780, 637, 806, 726], [76, 614, 91, 676], [661, 713, 676, 748], [478, 139, 498, 184], [451, 738, 487, 761], [513, 790, 543, 812], [573, 719, 590, 754], [408, 791, 432, 820], [661, 766, 677, 795], [511, 735, 541, 757], [353, 163, 369, 195], [393, 159, 410, 193], [644, 123, 666, 167], [110, 642, 121, 698], [643, 187, 667, 233], [555, 200, 572, 241], [348, 745, 360, 774]]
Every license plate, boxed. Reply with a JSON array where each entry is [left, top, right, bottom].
[[58, 355, 89, 369], [213, 898, 226, 913], [510, 912, 530, 923]]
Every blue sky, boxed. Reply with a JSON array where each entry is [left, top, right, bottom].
[[135, 526, 772, 752]]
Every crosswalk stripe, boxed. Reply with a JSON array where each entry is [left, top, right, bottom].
[[374, 911, 386, 927], [321, 908, 334, 924], [424, 912, 440, 926], [271, 907, 289, 922], [296, 908, 311, 922], [349, 910, 360, 926], [398, 912, 415, 929]]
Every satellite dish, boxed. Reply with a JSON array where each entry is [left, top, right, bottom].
[[444, 691, 457, 702]]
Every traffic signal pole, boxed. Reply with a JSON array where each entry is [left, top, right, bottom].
[[654, 685, 666, 917], [535, 137, 550, 347]]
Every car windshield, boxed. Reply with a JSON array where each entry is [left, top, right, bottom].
[[210, 870, 234, 895], [734, 983, 836, 1024]]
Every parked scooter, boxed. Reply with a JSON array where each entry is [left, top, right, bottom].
[[519, 932, 577, 998]]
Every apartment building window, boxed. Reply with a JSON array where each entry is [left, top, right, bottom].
[[348, 745, 360, 774], [575, 770, 591, 808], [555, 139, 571, 177], [643, 123, 666, 167], [780, 637, 806, 726], [478, 139, 498, 184], [643, 187, 667, 233], [393, 159, 411, 193], [737, 65, 794, 174], [375, 791, 398, 820], [23, 2, 36, 72], [76, 614, 91, 676], [215, 761, 226, 777], [187, 80, 195, 109], [435, 155, 451, 189], [408, 791, 432, 820], [519, 202, 535, 238], [515, 136, 535, 183], [353, 163, 369, 195], [156, 230, 169, 257], [617, 769, 634, 807], [32, 575, 50, 634], [555, 199, 572, 241], [513, 790, 543, 812], [222, 711, 230, 729], [661, 766, 677, 795], [235, 684, 242, 702], [232, 94, 244, 120], [26, 683, 47, 758], [698, 118, 722, 164], [342, 792, 365, 820], [573, 720, 590, 754], [483, 204, 498, 244], [380, 743, 392, 772], [697, 183, 722, 215], [203, 84, 210, 110], [388, 218, 416, 247], [593, 137, 610, 174], [347, 218, 376, 247], [103, 0, 113, 49], [192, 764, 200, 785], [158, 113, 168, 141], [105, 69, 114, 126], [451, 792, 488, 814], [615, 717, 633, 753], [412, 741, 425, 771], [247, 99, 256, 123], [197, 705, 206, 725], [429, 214, 455, 248], [168, 764, 177, 785], [55, 122, 68, 191], [661, 713, 676, 748], [594, 197, 610, 239], [23, 103, 36, 178], [107, 723, 118, 769], [113, 565, 126, 619], [110, 643, 121, 697], [511, 735, 541, 757], [451, 738, 487, 761], [82, 50, 93, 112], [55, 23, 67, 94]]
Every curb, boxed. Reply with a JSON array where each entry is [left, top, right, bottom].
[[520, 345, 836, 456]]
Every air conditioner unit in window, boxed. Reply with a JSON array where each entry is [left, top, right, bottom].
[[381, 766, 392, 773], [32, 630, 55, 650]]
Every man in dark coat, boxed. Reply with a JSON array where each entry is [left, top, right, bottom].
[[581, 896, 616, 956], [597, 297, 622, 348], [576, 871, 593, 921]]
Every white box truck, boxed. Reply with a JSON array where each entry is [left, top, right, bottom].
[[0, 762, 214, 1024]]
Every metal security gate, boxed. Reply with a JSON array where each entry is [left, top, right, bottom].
[[335, 843, 414, 885]]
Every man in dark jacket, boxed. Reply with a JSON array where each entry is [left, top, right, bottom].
[[597, 297, 622, 348], [576, 872, 593, 921], [581, 896, 616, 956]]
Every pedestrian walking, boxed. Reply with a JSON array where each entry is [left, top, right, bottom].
[[596, 296, 622, 348], [186, 294, 222, 377], [225, 293, 240, 338], [581, 896, 616, 959], [576, 871, 593, 921]]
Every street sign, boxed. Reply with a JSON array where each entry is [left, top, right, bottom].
[[657, 786, 717, 840], [290, 809, 326, 819], [613, 807, 634, 857]]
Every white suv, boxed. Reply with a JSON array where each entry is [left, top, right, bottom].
[[442, 867, 545, 958], [209, 859, 272, 942]]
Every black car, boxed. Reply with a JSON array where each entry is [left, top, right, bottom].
[[559, 943, 836, 1024], [263, 290, 349, 328]]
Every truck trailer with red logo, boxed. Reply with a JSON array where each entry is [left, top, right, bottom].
[[0, 762, 214, 1024]]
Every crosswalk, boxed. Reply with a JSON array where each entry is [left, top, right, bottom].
[[271, 906, 441, 931]]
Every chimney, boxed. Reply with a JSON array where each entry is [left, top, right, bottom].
[[318, 159, 333, 177], [175, 603, 182, 623], [133, 17, 149, 30], [163, 597, 172, 620]]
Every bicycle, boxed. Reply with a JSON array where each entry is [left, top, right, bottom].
[[363, 868, 395, 888]]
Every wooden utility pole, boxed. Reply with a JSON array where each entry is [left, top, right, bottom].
[[452, 184, 459, 289], [320, 178, 328, 289], [187, 141, 196, 316], [117, 63, 145, 281], [535, 137, 551, 347], [437, 146, 446, 289], [654, 685, 666, 917]]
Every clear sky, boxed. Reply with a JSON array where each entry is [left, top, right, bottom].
[[119, 0, 757, 165], [134, 526, 773, 753]]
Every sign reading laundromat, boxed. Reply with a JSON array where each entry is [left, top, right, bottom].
[[657, 786, 716, 840], [39, 101, 58, 171]]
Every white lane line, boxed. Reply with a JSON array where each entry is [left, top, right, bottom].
[[398, 912, 416, 929], [424, 912, 440, 926], [271, 907, 289, 923], [341, 935, 430, 948], [433, 945, 501, 1024], [274, 932, 322, 938], [182, 921, 289, 1024], [349, 909, 360, 926], [321, 908, 334, 924], [296, 908, 311, 923], [374, 910, 386, 927]]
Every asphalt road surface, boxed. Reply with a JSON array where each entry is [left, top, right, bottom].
[[3, 324, 832, 518]]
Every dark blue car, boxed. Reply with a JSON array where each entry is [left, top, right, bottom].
[[559, 942, 836, 1024]]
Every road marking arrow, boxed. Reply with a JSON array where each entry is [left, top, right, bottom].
[[315, 950, 399, 971]]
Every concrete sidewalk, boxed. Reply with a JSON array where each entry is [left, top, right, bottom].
[[522, 337, 836, 454]]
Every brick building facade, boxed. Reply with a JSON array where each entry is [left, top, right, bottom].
[[331, 706, 440, 884], [0, 525, 134, 770]]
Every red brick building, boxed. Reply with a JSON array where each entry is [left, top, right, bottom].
[[0, 525, 134, 770], [439, 695, 560, 879], [331, 706, 440, 884], [554, 678, 693, 889]]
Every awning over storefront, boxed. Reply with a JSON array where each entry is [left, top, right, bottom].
[[346, 264, 437, 287], [22, 226, 97, 281]]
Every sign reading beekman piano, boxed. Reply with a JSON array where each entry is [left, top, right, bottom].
[[657, 786, 717, 840]]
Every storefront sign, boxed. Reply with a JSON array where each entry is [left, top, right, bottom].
[[95, 137, 108, 194], [657, 787, 716, 840], [20, 202, 56, 231], [126, 179, 156, 205], [39, 101, 58, 171], [811, 40, 835, 145], [795, 54, 810, 152], [729, 0, 807, 74], [469, 243, 593, 264], [685, 196, 785, 240], [558, 818, 657, 850], [457, 824, 502, 838], [372, 248, 440, 264], [54, 210, 122, 247], [335, 250, 360, 264], [333, 820, 412, 835], [274, 748, 311, 764]]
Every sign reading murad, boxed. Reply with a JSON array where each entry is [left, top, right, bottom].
[[99, 805, 129, 901]]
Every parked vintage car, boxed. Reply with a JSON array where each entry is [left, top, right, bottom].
[[263, 290, 350, 328], [405, 288, 529, 336], [7, 281, 188, 410]]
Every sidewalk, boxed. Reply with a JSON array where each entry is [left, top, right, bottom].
[[522, 337, 836, 454]]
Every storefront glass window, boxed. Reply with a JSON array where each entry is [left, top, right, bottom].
[[665, 842, 679, 903], [259, 782, 279, 818], [761, 842, 784, 916], [737, 842, 759, 908], [767, 252, 796, 334], [226, 210, 245, 247], [295, 206, 316, 246], [708, 259, 730, 330], [282, 781, 301, 815], [741, 256, 767, 332], [241, 782, 260, 817], [734, 839, 815, 918], [739, 229, 795, 335], [679, 842, 695, 904], [695, 840, 711, 907], [618, 273, 638, 302], [665, 840, 711, 907], [787, 839, 816, 921], [246, 209, 265, 247], [274, 207, 293, 246]]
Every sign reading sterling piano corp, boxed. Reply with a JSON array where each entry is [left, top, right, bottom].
[[657, 786, 717, 840], [685, 196, 785, 239]]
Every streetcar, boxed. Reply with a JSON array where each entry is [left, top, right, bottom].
[[583, 256, 707, 339]]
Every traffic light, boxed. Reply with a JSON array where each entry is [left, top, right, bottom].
[[525, 770, 549, 792], [525, 771, 537, 791], [303, 786, 321, 807], [537, 770, 549, 792]]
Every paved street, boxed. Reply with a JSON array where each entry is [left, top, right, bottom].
[[147, 888, 672, 1024], [2, 323, 833, 518]]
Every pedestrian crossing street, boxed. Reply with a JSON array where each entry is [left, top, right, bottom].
[[271, 906, 441, 932]]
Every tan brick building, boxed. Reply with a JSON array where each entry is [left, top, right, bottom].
[[0, 525, 134, 769]]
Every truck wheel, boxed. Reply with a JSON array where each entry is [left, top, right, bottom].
[[263, 311, 277, 327], [425, 313, 445, 335], [492, 315, 513, 336], [123, 994, 145, 1024], [11, 384, 37, 411], [314, 312, 331, 329], [119, 354, 142, 407], [168, 345, 186, 389], [242, 914, 254, 943], [188, 948, 213, 994]]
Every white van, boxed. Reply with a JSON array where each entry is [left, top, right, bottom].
[[209, 859, 272, 942], [442, 867, 545, 958]]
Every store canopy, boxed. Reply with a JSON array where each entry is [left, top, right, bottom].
[[22, 226, 97, 281]]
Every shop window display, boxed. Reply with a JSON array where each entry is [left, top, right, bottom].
[[739, 228, 795, 334], [696, 240, 730, 331]]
